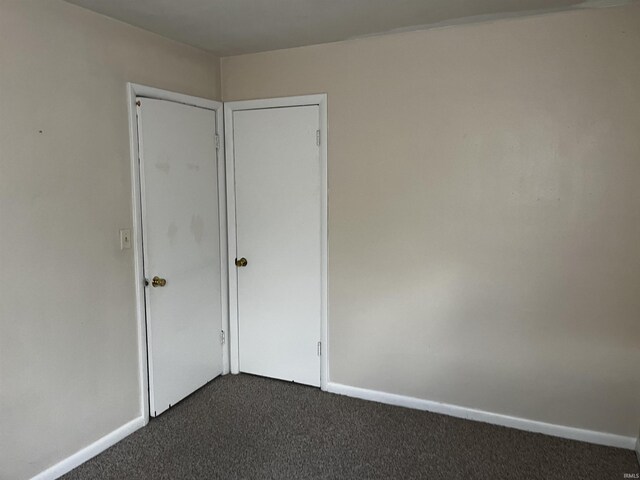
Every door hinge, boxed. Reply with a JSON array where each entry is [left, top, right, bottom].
[[317, 341, 322, 357], [316, 130, 321, 147], [215, 134, 220, 150], [220, 330, 226, 345]]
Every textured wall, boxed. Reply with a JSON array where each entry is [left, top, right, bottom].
[[0, 1, 220, 478], [222, 4, 640, 439]]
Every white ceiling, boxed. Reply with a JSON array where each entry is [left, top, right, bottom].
[[63, 0, 635, 56]]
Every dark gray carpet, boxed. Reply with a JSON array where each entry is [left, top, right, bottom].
[[64, 374, 638, 480]]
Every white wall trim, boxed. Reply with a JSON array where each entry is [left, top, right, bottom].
[[127, 83, 151, 424], [327, 382, 636, 450], [31, 416, 145, 480], [127, 83, 228, 424], [224, 94, 329, 390]]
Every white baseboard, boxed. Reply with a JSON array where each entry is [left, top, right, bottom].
[[326, 382, 635, 450], [31, 416, 146, 480]]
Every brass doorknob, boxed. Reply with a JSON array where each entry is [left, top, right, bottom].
[[235, 257, 248, 267], [151, 276, 167, 287]]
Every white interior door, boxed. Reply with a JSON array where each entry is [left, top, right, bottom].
[[232, 105, 322, 387], [137, 98, 223, 416]]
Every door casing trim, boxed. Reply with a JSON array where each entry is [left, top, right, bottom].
[[224, 94, 329, 390], [127, 83, 228, 424]]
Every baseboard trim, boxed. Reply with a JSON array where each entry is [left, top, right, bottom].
[[326, 382, 635, 450], [31, 416, 146, 480]]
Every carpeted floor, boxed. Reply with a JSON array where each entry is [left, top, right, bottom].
[[63, 374, 638, 480]]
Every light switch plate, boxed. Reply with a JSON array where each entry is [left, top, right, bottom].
[[120, 229, 131, 250]]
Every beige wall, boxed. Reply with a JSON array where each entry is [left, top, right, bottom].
[[0, 1, 220, 478], [222, 4, 640, 438]]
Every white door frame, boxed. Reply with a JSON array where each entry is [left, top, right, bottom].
[[127, 83, 229, 423], [224, 94, 329, 390]]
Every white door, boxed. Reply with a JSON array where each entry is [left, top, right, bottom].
[[137, 98, 223, 416], [232, 105, 321, 387]]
